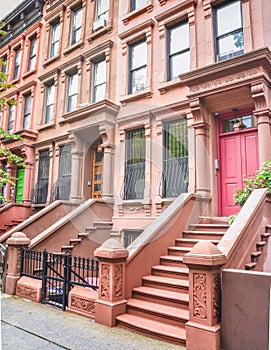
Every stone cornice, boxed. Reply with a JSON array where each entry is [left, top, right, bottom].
[[180, 48, 271, 97], [154, 0, 198, 23], [118, 19, 155, 40]]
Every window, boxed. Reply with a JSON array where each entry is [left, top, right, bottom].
[[124, 230, 142, 248], [13, 48, 21, 80], [214, 0, 243, 61], [28, 37, 37, 71], [23, 94, 31, 129], [162, 119, 188, 198], [92, 59, 106, 103], [50, 22, 60, 58], [167, 22, 190, 80], [221, 114, 256, 133], [8, 104, 15, 132], [129, 39, 147, 94], [66, 72, 78, 112], [124, 128, 145, 200], [44, 83, 55, 123], [96, 0, 109, 22], [33, 150, 50, 204], [1, 56, 7, 74], [130, 0, 147, 11], [52, 144, 72, 200], [71, 7, 83, 45]]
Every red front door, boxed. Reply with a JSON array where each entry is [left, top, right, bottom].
[[219, 114, 259, 216]]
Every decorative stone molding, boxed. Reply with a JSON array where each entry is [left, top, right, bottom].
[[67, 286, 98, 318], [16, 276, 42, 303], [193, 273, 207, 319], [251, 81, 268, 112]]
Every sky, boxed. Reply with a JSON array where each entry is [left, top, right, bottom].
[[0, 0, 24, 20]]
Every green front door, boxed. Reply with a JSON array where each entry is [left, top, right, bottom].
[[16, 168, 25, 203]]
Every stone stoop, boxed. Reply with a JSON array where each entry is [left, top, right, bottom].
[[116, 217, 229, 346]]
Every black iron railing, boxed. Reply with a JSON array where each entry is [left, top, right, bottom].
[[31, 179, 49, 204], [51, 176, 71, 202], [160, 156, 189, 198], [20, 247, 99, 310], [121, 162, 145, 200]]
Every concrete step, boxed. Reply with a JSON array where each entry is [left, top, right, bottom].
[[116, 314, 186, 345], [199, 216, 229, 224], [261, 232, 271, 241], [251, 251, 262, 262], [160, 255, 185, 268], [151, 265, 189, 280], [142, 275, 189, 293], [256, 241, 266, 251], [175, 238, 220, 248], [70, 238, 82, 246], [245, 262, 257, 270], [188, 223, 229, 232], [182, 230, 224, 240], [61, 245, 73, 252], [168, 246, 192, 257], [126, 298, 189, 328], [132, 286, 189, 309]]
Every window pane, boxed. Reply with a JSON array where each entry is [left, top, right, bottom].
[[45, 84, 55, 123], [71, 7, 82, 44], [68, 73, 78, 95], [131, 41, 147, 70], [28, 37, 37, 71], [13, 49, 21, 79], [218, 31, 243, 59], [131, 67, 146, 93], [221, 115, 256, 133], [50, 22, 60, 57], [131, 0, 146, 11], [94, 84, 106, 102], [169, 23, 189, 54], [8, 105, 15, 132], [217, 1, 242, 36], [96, 0, 109, 20], [170, 50, 190, 78]]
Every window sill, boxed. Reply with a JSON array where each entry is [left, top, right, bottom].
[[157, 79, 182, 94], [37, 121, 56, 132], [43, 55, 60, 67], [122, 3, 153, 25], [63, 40, 84, 56], [22, 69, 37, 79], [120, 88, 153, 105], [87, 25, 113, 43]]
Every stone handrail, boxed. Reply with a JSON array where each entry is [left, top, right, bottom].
[[218, 188, 271, 268]]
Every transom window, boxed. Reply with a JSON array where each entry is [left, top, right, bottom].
[[96, 0, 109, 22], [44, 82, 55, 124], [167, 22, 190, 80], [214, 0, 243, 61], [129, 39, 147, 94], [130, 0, 147, 11], [220, 115, 256, 133], [66, 72, 78, 113], [23, 94, 32, 129], [28, 37, 37, 71], [50, 22, 60, 58], [92, 58, 106, 103], [124, 128, 145, 200], [71, 7, 83, 45], [13, 48, 21, 80]]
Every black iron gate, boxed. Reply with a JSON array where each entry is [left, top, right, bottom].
[[20, 247, 99, 310]]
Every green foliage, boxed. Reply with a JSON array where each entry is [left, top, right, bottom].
[[233, 160, 271, 207]]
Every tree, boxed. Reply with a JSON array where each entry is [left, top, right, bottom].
[[0, 23, 24, 202]]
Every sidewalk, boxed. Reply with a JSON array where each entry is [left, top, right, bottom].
[[1, 294, 185, 350]]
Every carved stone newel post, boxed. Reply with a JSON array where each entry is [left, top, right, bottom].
[[94, 238, 129, 327], [5, 232, 30, 295], [183, 240, 227, 350]]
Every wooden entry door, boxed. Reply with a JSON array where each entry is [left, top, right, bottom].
[[91, 144, 103, 198], [219, 115, 259, 216]]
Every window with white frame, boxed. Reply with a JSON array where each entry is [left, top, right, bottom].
[[8, 104, 15, 132], [44, 82, 55, 124], [1, 56, 7, 74], [167, 22, 190, 80], [66, 72, 78, 112], [71, 7, 83, 45], [92, 58, 106, 103], [50, 21, 60, 58], [28, 36, 37, 71], [214, 0, 243, 61], [13, 48, 21, 80], [23, 94, 32, 129], [130, 0, 147, 12], [96, 0, 109, 22], [129, 39, 147, 94]]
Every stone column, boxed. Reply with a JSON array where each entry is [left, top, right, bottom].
[[102, 144, 114, 200], [69, 134, 84, 202], [5, 232, 30, 295], [22, 145, 35, 203], [183, 241, 227, 350], [94, 238, 128, 327]]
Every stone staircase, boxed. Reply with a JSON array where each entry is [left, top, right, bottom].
[[245, 224, 271, 270], [61, 221, 113, 253], [0, 219, 24, 236], [116, 217, 229, 345]]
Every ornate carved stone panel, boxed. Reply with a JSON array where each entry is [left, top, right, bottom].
[[193, 273, 207, 319], [71, 296, 95, 317], [100, 263, 110, 299], [212, 272, 221, 322], [114, 264, 123, 298]]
